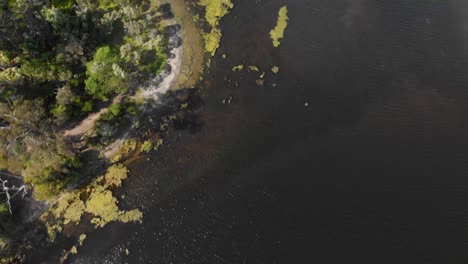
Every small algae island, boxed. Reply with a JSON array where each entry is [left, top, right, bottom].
[[270, 6, 289, 47]]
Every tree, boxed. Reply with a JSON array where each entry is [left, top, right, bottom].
[[85, 46, 128, 100]]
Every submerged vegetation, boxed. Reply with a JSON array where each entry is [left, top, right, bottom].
[[270, 6, 289, 47]]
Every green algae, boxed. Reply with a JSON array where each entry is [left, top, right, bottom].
[[270, 6, 289, 47]]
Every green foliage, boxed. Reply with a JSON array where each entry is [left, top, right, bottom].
[[20, 58, 51, 82], [91, 0, 118, 10], [85, 46, 128, 100], [108, 104, 121, 116], [137, 50, 166, 76], [51, 104, 69, 124], [50, 0, 74, 11], [0, 99, 80, 200], [81, 101, 94, 113], [94, 100, 140, 141], [0, 203, 9, 215]]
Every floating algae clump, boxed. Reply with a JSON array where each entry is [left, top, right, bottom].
[[232, 65, 244, 72], [44, 164, 142, 236], [198, 0, 234, 56], [103, 163, 128, 187], [78, 234, 86, 246], [272, 66, 280, 74], [141, 140, 153, 153], [270, 6, 289, 47], [86, 190, 142, 228], [248, 66, 259, 72]]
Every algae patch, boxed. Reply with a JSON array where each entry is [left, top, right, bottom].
[[198, 0, 234, 56], [270, 6, 289, 47], [248, 66, 259, 72], [272, 66, 280, 74], [42, 164, 143, 240], [232, 65, 244, 72]]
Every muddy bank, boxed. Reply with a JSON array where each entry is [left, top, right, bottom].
[[158, 0, 204, 89]]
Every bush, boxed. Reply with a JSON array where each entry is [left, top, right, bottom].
[[82, 101, 94, 113]]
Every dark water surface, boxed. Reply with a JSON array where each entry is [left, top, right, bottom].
[[69, 0, 468, 263]]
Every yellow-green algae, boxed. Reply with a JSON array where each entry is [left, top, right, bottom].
[[78, 234, 86, 246], [198, 0, 234, 56], [42, 164, 143, 239], [270, 6, 289, 47], [141, 140, 153, 153], [232, 65, 244, 72], [248, 66, 259, 72]]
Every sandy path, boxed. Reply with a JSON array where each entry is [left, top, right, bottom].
[[63, 95, 123, 137], [63, 33, 182, 140]]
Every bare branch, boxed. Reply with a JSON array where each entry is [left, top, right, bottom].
[[0, 177, 27, 214]]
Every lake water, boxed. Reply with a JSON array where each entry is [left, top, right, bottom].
[[64, 0, 468, 263]]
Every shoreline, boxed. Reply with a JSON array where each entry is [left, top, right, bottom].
[[64, 0, 204, 156]]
